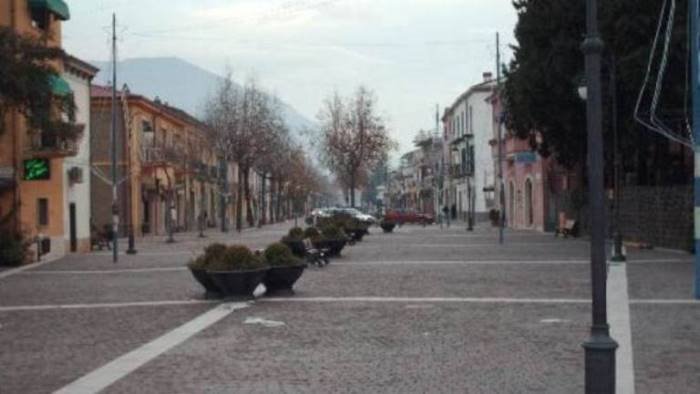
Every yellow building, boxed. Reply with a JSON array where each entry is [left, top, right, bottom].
[[0, 0, 76, 261], [90, 86, 225, 237]]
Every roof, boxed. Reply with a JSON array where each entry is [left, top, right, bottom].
[[64, 55, 99, 80], [442, 79, 497, 121], [91, 85, 208, 130]]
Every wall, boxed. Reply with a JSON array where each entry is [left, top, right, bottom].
[[467, 90, 495, 215], [63, 71, 92, 252]]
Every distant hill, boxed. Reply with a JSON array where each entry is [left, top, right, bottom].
[[89, 57, 316, 140]]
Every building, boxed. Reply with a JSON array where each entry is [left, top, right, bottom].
[[488, 87, 569, 232], [62, 55, 99, 252], [443, 72, 497, 222], [0, 0, 79, 261], [90, 86, 226, 237], [413, 130, 443, 216]]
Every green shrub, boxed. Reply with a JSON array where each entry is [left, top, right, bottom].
[[303, 227, 320, 239], [207, 245, 266, 271], [203, 243, 227, 262], [187, 255, 207, 270], [0, 230, 29, 267], [288, 227, 304, 240], [320, 224, 346, 240], [264, 242, 302, 267]]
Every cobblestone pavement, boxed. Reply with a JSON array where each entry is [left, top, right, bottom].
[[0, 220, 697, 393]]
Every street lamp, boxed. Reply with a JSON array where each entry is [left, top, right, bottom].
[[578, 57, 625, 263], [581, 1, 618, 393]]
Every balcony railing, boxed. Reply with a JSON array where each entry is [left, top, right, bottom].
[[26, 132, 79, 158], [142, 147, 164, 164]]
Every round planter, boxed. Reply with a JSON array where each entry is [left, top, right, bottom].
[[347, 229, 365, 242], [264, 264, 307, 295], [189, 267, 221, 296], [380, 223, 396, 233], [208, 269, 267, 298], [327, 239, 347, 257], [282, 239, 306, 258]]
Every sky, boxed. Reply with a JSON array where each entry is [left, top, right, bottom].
[[63, 0, 518, 157]]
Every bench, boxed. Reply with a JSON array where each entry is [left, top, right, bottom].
[[555, 219, 579, 238], [303, 239, 329, 267]]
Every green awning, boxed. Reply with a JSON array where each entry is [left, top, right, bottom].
[[49, 74, 72, 96], [29, 0, 70, 21]]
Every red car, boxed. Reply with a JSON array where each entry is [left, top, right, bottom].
[[385, 209, 434, 225]]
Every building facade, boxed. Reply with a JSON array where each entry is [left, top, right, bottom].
[[90, 86, 225, 237], [443, 73, 497, 222], [0, 0, 80, 261]]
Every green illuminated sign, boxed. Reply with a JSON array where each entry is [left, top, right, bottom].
[[24, 159, 51, 181]]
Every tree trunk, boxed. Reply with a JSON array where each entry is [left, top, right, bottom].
[[260, 174, 266, 225], [236, 166, 243, 232], [276, 180, 283, 221], [243, 167, 254, 227], [350, 172, 356, 208]]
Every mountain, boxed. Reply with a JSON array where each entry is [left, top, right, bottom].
[[89, 57, 316, 139]]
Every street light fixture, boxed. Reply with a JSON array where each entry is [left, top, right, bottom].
[[581, 1, 618, 393]]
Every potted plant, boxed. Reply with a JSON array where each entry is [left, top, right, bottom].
[[263, 243, 307, 295], [317, 224, 348, 257], [282, 227, 306, 258], [304, 226, 320, 239], [187, 243, 226, 296], [344, 217, 369, 242], [489, 209, 500, 227], [380, 218, 396, 233], [207, 245, 268, 298]]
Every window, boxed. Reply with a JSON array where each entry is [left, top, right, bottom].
[[469, 106, 474, 134], [38, 198, 49, 226], [30, 8, 49, 30]]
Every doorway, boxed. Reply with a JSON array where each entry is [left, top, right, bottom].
[[69, 203, 77, 252]]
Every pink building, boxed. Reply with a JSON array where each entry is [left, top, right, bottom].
[[488, 91, 572, 232]]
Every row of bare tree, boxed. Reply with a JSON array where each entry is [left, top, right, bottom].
[[204, 74, 325, 231], [315, 86, 395, 207]]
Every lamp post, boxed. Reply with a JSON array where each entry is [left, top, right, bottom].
[[578, 56, 624, 262], [581, 1, 618, 393]]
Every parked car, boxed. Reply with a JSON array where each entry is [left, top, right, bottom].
[[385, 209, 434, 225], [306, 207, 377, 225]]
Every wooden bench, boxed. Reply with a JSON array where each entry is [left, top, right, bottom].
[[303, 239, 329, 267], [555, 219, 579, 238]]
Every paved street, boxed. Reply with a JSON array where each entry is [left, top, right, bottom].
[[0, 222, 698, 393]]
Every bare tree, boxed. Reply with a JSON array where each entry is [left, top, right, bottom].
[[317, 86, 394, 207]]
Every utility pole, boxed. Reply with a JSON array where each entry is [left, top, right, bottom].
[[610, 56, 624, 262], [691, 0, 700, 299], [110, 13, 119, 263], [496, 32, 505, 245], [581, 1, 618, 392]]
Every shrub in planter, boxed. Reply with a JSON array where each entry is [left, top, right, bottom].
[[318, 224, 348, 257], [263, 243, 306, 295], [0, 229, 30, 267], [207, 245, 268, 298], [303, 226, 320, 239], [282, 228, 306, 257], [380, 219, 396, 233]]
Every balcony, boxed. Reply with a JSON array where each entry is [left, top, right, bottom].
[[26, 131, 80, 159], [142, 147, 164, 164]]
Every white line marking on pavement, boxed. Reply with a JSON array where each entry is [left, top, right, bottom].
[[92, 251, 195, 257], [260, 296, 590, 304], [23, 267, 187, 275], [334, 260, 590, 266], [630, 299, 700, 304], [607, 263, 635, 394], [0, 258, 60, 280], [0, 300, 216, 313], [380, 242, 586, 248], [53, 302, 248, 394]]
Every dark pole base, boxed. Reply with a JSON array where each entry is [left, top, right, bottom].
[[611, 232, 626, 262], [582, 333, 618, 394], [126, 231, 137, 254]]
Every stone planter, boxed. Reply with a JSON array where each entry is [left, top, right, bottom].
[[189, 267, 220, 295], [312, 238, 347, 257], [264, 264, 307, 295], [208, 269, 267, 298], [380, 222, 396, 233], [347, 229, 366, 242]]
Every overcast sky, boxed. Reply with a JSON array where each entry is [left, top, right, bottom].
[[64, 0, 518, 157]]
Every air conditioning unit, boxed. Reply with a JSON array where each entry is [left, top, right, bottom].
[[68, 166, 84, 184]]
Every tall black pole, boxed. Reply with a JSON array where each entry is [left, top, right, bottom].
[[110, 14, 119, 263], [582, 1, 618, 392], [496, 32, 505, 244], [610, 56, 625, 262]]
